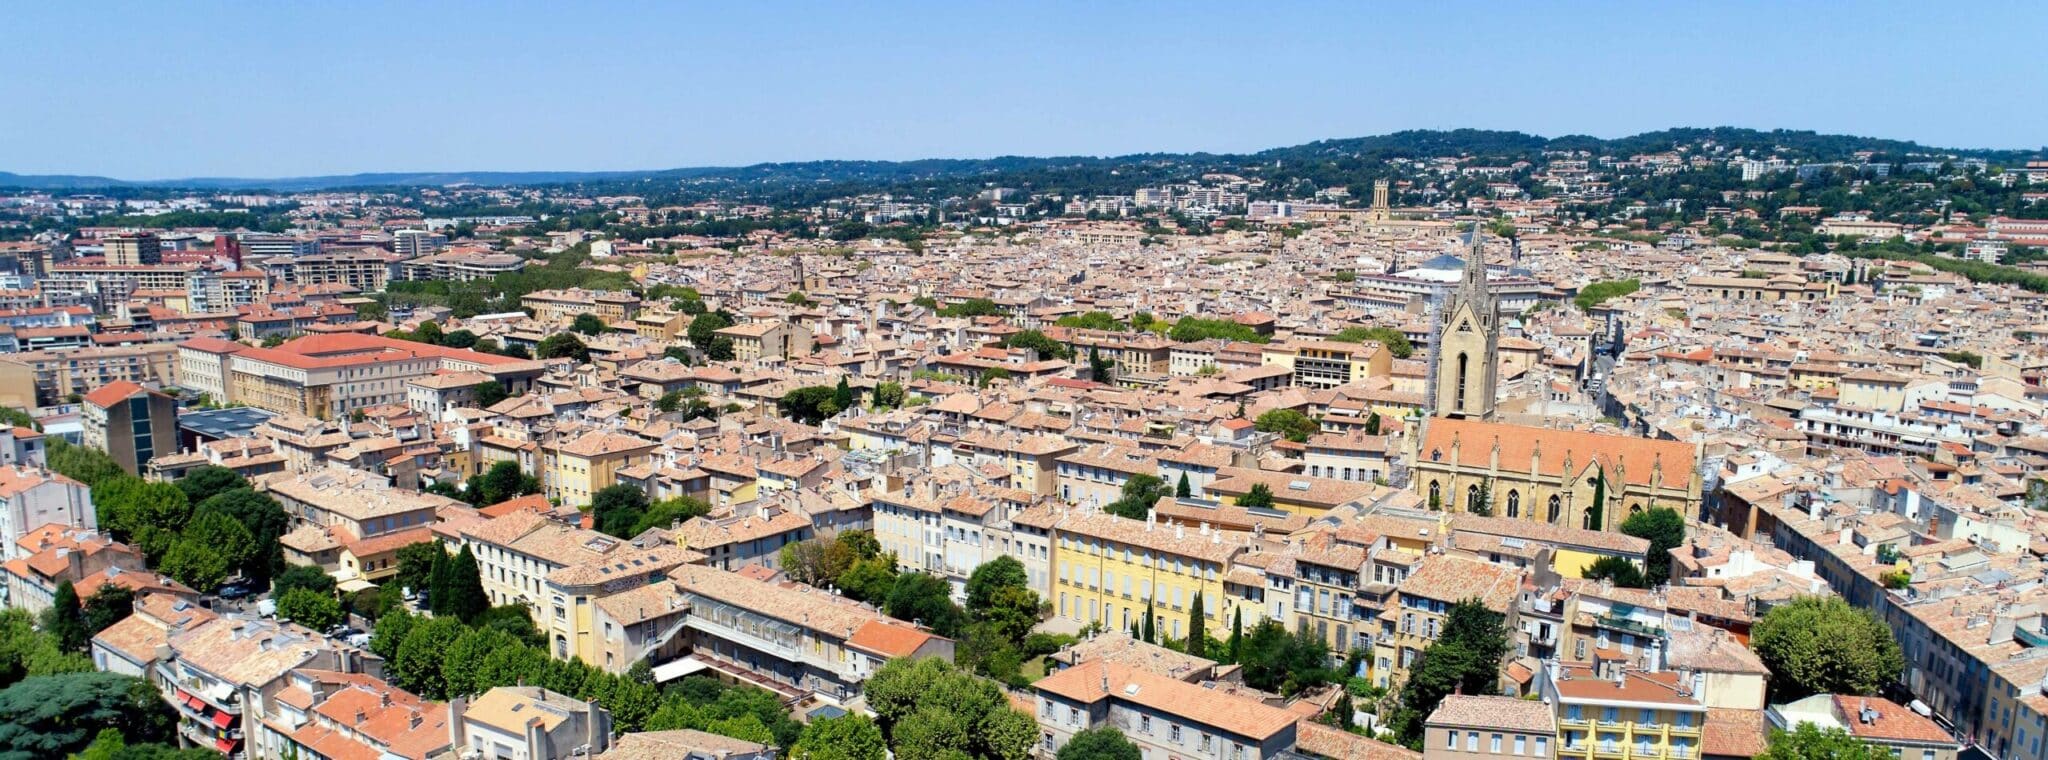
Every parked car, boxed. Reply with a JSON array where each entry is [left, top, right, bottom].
[[217, 582, 256, 601]]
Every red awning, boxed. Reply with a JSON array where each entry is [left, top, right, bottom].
[[211, 710, 235, 728], [213, 737, 238, 752]]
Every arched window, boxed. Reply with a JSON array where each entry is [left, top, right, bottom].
[[1429, 481, 1442, 509], [1506, 490, 1521, 518], [1454, 353, 1470, 410], [1548, 495, 1562, 523], [1629, 503, 1644, 517], [1467, 485, 1481, 512]]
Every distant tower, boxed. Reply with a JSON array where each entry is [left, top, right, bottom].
[[1431, 225, 1500, 419], [792, 254, 806, 291], [1367, 179, 1392, 224]]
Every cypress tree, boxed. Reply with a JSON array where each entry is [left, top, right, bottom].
[[42, 580, 88, 653], [1175, 473, 1192, 498], [1142, 598, 1156, 644], [427, 548, 450, 616], [446, 546, 489, 624], [1187, 592, 1206, 658], [833, 376, 855, 412]]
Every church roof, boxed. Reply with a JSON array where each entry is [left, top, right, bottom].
[[1417, 417, 1697, 489]]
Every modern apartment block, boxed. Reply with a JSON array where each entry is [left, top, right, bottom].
[[81, 380, 178, 475]]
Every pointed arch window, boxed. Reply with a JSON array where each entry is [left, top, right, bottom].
[[1547, 494, 1562, 523], [1506, 490, 1521, 518]]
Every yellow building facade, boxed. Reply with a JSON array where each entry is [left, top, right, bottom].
[[1048, 512, 1241, 643]]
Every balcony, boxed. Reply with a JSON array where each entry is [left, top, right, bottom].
[[1596, 614, 1661, 637], [1593, 744, 1626, 759]]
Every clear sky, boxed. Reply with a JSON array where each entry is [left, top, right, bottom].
[[4, 1, 2041, 179]]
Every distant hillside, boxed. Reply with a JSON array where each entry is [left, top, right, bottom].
[[1, 127, 2038, 193]]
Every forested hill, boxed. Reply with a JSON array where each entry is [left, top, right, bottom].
[[2, 127, 2038, 194]]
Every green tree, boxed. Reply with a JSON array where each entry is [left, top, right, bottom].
[[1254, 408, 1319, 443], [1227, 606, 1244, 664], [71, 727, 219, 760], [592, 484, 652, 538], [473, 380, 510, 408], [1238, 621, 1331, 696], [778, 385, 841, 425], [441, 329, 479, 349], [173, 466, 246, 506], [157, 540, 228, 592], [1087, 347, 1113, 383], [1056, 726, 1141, 760], [412, 321, 445, 345], [1175, 473, 1192, 498], [193, 488, 291, 582], [1468, 480, 1493, 517], [271, 564, 338, 598], [40, 581, 87, 654], [1758, 724, 1894, 760], [833, 376, 857, 412], [441, 546, 489, 624], [1582, 556, 1649, 588], [1167, 317, 1266, 343], [183, 509, 256, 580], [393, 617, 466, 698], [1575, 279, 1642, 311], [571, 313, 608, 335], [442, 627, 522, 699], [1104, 473, 1167, 520], [1055, 312, 1125, 331], [938, 298, 1003, 318], [537, 332, 590, 362], [887, 573, 966, 638], [1330, 326, 1415, 359], [632, 495, 710, 535], [872, 381, 907, 409], [475, 461, 540, 506], [274, 588, 344, 632], [1388, 599, 1510, 748], [1001, 330, 1073, 361], [1187, 592, 1207, 658], [839, 554, 899, 604], [688, 311, 734, 352], [1620, 507, 1686, 584], [0, 672, 177, 758], [1751, 596, 1903, 699], [1364, 412, 1382, 435], [368, 609, 416, 661], [1238, 483, 1276, 509], [80, 586, 136, 638], [791, 713, 887, 760], [392, 543, 443, 597]]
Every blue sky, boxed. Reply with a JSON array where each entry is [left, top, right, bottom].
[[3, 1, 2041, 179]]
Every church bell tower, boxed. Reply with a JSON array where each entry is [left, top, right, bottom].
[[1431, 225, 1500, 419]]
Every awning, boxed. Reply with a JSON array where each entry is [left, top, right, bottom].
[[337, 577, 378, 593], [214, 737, 238, 752], [650, 656, 709, 683], [211, 710, 235, 728]]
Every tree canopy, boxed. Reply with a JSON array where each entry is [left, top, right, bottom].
[[1254, 408, 1319, 443], [1619, 507, 1685, 584], [1751, 596, 1903, 699]]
